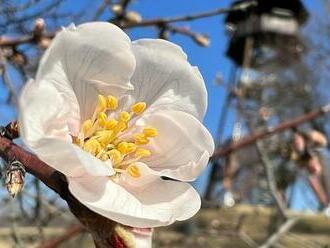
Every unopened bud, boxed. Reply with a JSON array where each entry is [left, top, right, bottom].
[[125, 11, 142, 24], [5, 160, 25, 198], [33, 18, 45, 36], [0, 121, 19, 140], [159, 29, 169, 40], [7, 121, 19, 139], [308, 130, 327, 147], [11, 52, 26, 66], [39, 37, 51, 49], [293, 133, 305, 153], [193, 34, 210, 47], [112, 4, 123, 15]]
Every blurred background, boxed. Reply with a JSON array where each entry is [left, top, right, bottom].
[[0, 0, 330, 247]]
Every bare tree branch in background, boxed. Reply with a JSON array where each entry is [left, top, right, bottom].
[[211, 103, 330, 160], [256, 141, 287, 219], [122, 1, 257, 28]]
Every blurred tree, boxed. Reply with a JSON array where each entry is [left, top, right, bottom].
[[205, 0, 330, 214]]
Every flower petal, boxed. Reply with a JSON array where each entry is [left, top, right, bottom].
[[34, 138, 115, 177], [68, 175, 200, 227], [121, 162, 160, 188], [19, 79, 78, 146], [130, 39, 207, 120], [36, 22, 136, 121], [136, 110, 214, 181], [132, 230, 152, 248]]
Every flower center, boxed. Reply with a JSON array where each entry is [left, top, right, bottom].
[[73, 95, 158, 179]]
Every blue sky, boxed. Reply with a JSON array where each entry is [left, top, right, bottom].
[[0, 0, 327, 206]]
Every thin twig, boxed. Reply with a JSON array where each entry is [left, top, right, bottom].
[[2, 0, 63, 27], [0, 32, 55, 47], [122, 1, 257, 28], [256, 141, 287, 219], [308, 175, 329, 207], [166, 25, 209, 47], [258, 218, 298, 248], [93, 0, 111, 21], [0, 1, 256, 47], [39, 224, 85, 248], [239, 231, 258, 247], [0, 50, 19, 104], [23, 190, 72, 221], [120, 0, 132, 10]]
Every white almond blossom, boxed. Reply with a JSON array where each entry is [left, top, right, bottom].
[[18, 22, 214, 228]]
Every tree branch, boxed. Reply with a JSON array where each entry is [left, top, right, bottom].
[[258, 218, 298, 248], [0, 136, 63, 194], [256, 141, 287, 219], [121, 1, 257, 28], [0, 32, 55, 47], [308, 175, 329, 207], [39, 224, 85, 248], [211, 103, 330, 160], [0, 1, 257, 47]]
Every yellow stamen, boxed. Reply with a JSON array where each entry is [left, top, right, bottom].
[[143, 127, 158, 137], [117, 142, 128, 154], [107, 149, 122, 165], [127, 164, 141, 178], [82, 119, 93, 135], [119, 111, 131, 122], [83, 139, 102, 156], [105, 119, 118, 130], [114, 121, 128, 133], [126, 142, 137, 153], [98, 112, 107, 127], [107, 95, 118, 110], [131, 102, 146, 115], [135, 148, 151, 158], [105, 122, 128, 148], [133, 133, 149, 145], [94, 130, 114, 146], [96, 95, 107, 113], [117, 142, 137, 154]]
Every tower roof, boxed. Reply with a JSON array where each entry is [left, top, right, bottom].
[[226, 0, 309, 26]]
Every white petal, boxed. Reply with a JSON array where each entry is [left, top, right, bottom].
[[34, 138, 114, 177], [68, 175, 200, 227], [130, 39, 207, 120], [136, 110, 214, 181], [36, 22, 136, 120], [121, 162, 160, 188], [130, 228, 153, 248], [19, 79, 79, 146], [134, 233, 152, 248]]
